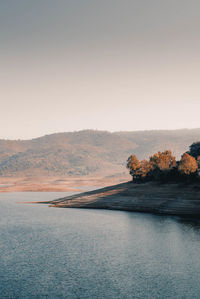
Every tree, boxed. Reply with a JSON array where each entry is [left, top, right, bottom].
[[178, 153, 198, 175], [139, 159, 153, 178], [126, 155, 141, 180], [197, 156, 200, 173], [189, 142, 200, 159], [149, 150, 176, 171]]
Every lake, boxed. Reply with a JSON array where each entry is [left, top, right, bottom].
[[1, 191, 200, 299]]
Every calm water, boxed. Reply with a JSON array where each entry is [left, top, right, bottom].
[[1, 192, 200, 299]]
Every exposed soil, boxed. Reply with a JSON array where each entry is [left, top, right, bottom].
[[45, 181, 200, 217]]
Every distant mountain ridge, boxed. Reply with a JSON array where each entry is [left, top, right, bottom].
[[0, 129, 200, 177]]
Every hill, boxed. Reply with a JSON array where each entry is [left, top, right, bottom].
[[0, 129, 200, 177]]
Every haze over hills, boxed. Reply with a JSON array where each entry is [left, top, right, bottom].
[[0, 129, 200, 177]]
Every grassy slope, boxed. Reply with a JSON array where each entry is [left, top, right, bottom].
[[0, 129, 200, 177]]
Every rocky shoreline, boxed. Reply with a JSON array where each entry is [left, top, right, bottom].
[[40, 181, 200, 217]]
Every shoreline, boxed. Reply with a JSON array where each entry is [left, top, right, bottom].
[[43, 181, 200, 218]]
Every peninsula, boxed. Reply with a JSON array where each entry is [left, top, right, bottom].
[[42, 141, 200, 217], [43, 181, 200, 217]]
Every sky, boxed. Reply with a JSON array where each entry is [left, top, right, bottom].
[[1, 0, 200, 139]]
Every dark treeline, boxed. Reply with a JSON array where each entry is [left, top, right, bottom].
[[127, 142, 200, 183]]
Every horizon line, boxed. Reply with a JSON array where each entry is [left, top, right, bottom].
[[1, 127, 200, 141]]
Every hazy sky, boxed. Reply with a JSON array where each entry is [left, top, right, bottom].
[[1, 0, 200, 139]]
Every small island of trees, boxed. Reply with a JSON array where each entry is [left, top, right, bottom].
[[127, 142, 200, 183]]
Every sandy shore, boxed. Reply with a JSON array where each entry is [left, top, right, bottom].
[[44, 181, 200, 217]]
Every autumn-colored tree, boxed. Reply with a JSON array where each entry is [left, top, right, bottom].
[[178, 153, 198, 175], [149, 150, 176, 171], [139, 159, 153, 178], [126, 155, 141, 179]]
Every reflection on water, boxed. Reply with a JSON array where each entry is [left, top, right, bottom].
[[0, 192, 200, 299]]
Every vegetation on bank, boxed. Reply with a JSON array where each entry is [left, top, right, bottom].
[[127, 142, 200, 182]]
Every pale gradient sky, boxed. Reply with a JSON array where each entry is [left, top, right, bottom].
[[1, 0, 200, 139]]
